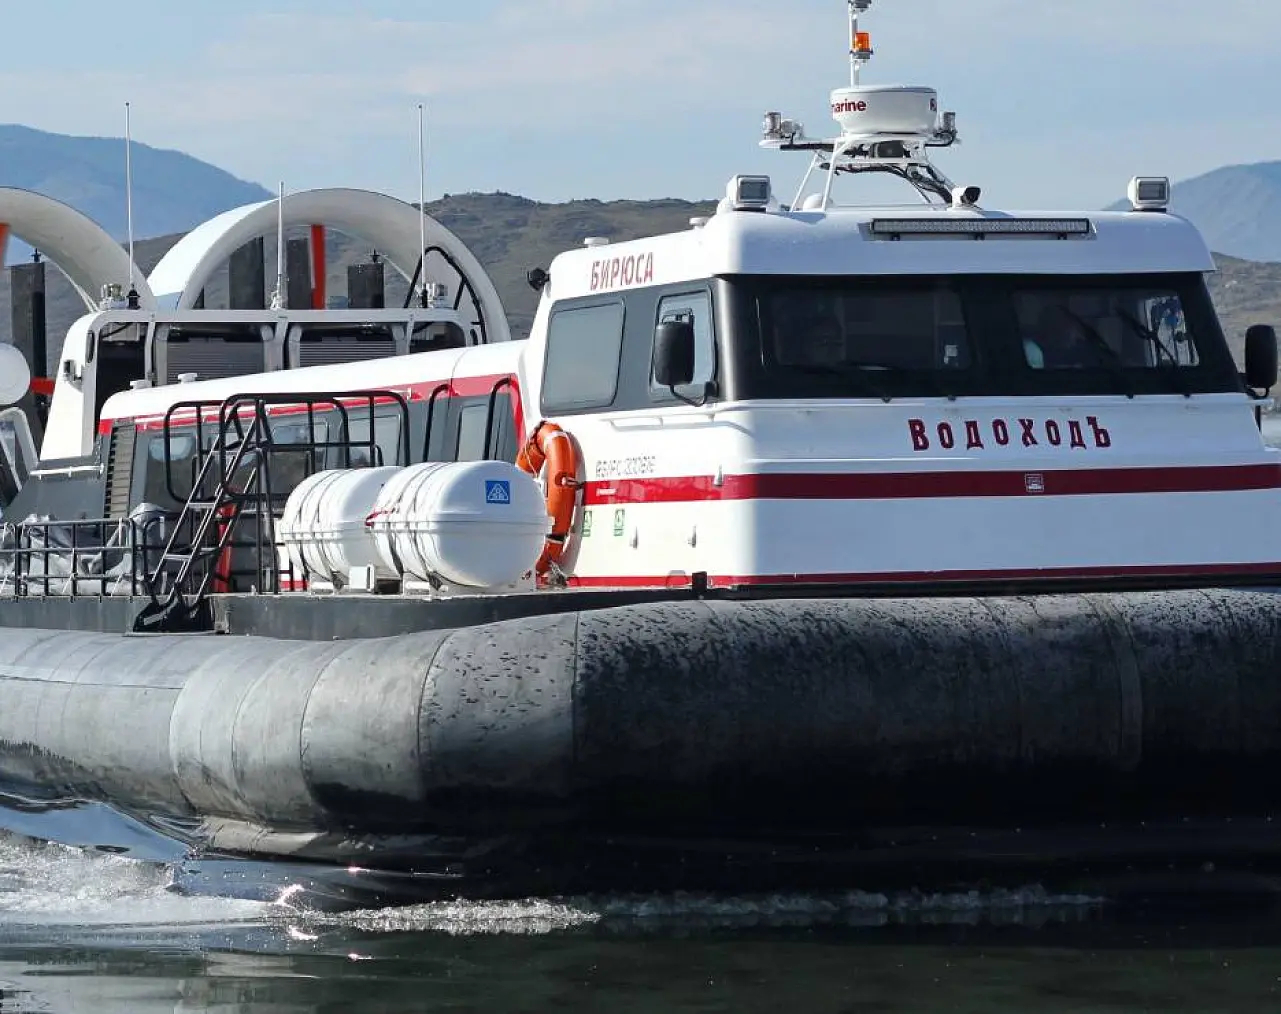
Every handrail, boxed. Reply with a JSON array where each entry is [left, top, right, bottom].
[[482, 377, 515, 461], [421, 383, 450, 462]]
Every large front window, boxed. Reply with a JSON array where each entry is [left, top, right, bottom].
[[734, 273, 1240, 400], [770, 285, 972, 372]]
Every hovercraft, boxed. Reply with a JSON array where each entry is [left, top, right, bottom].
[[1, 2, 1281, 898]]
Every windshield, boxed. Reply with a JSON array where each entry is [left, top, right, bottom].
[[736, 273, 1239, 400]]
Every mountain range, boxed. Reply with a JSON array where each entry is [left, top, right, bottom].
[[1, 126, 1280, 372], [0, 124, 272, 242]]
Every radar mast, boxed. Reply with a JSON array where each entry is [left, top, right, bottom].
[[761, 0, 963, 211]]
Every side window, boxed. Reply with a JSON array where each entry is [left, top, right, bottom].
[[374, 410, 404, 465], [265, 417, 329, 495], [347, 409, 405, 467], [454, 394, 518, 462], [541, 302, 625, 413], [651, 291, 716, 396], [455, 402, 491, 461], [418, 388, 454, 463], [143, 430, 199, 508]]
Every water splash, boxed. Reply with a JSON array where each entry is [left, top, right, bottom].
[[325, 897, 604, 936], [0, 835, 276, 929]]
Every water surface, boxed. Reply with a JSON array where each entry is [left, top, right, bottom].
[[4, 835, 1281, 1012]]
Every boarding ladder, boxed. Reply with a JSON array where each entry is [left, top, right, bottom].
[[134, 399, 270, 631]]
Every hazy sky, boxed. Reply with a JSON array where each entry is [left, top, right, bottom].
[[1, 0, 1277, 210]]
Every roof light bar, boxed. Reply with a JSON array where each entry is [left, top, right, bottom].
[[869, 217, 1093, 237]]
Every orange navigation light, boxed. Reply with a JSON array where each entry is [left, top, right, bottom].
[[854, 32, 872, 53]]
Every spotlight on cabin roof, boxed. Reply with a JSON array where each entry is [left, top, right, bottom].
[[727, 175, 773, 212], [1128, 176, 1171, 213]]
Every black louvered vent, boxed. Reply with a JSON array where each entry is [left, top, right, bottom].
[[295, 338, 399, 369], [166, 340, 267, 383], [103, 424, 136, 518]]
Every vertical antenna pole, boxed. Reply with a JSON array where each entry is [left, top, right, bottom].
[[417, 103, 429, 308], [124, 102, 138, 307], [274, 181, 287, 310]]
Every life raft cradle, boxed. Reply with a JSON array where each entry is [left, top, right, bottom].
[[516, 420, 582, 581]]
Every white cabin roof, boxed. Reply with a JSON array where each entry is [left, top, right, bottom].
[[546, 205, 1216, 303], [98, 342, 526, 424]]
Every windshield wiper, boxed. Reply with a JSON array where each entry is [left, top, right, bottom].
[[1058, 306, 1136, 399], [1115, 308, 1192, 397], [846, 360, 960, 401]]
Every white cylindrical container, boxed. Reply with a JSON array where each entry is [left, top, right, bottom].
[[367, 461, 550, 589], [277, 466, 402, 584]]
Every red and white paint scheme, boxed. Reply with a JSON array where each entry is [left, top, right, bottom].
[[18, 0, 1281, 598]]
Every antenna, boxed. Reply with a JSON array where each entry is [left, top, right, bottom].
[[417, 103, 429, 308], [124, 102, 139, 309], [271, 181, 287, 310], [849, 0, 874, 87]]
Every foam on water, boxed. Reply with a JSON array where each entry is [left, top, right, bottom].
[[310, 885, 1104, 937]]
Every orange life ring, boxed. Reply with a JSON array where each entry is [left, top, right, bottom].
[[516, 421, 580, 576]]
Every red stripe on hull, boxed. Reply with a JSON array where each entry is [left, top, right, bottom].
[[567, 561, 1281, 590], [584, 464, 1281, 504]]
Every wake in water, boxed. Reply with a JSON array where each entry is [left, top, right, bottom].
[[0, 833, 1104, 944], [319, 885, 1102, 937]]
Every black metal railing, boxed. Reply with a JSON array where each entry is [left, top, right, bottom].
[[0, 382, 525, 617], [0, 514, 166, 598], [402, 244, 491, 345], [136, 391, 411, 627]]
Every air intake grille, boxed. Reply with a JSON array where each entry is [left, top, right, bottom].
[[103, 423, 136, 518], [166, 340, 267, 383], [294, 338, 399, 369]]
